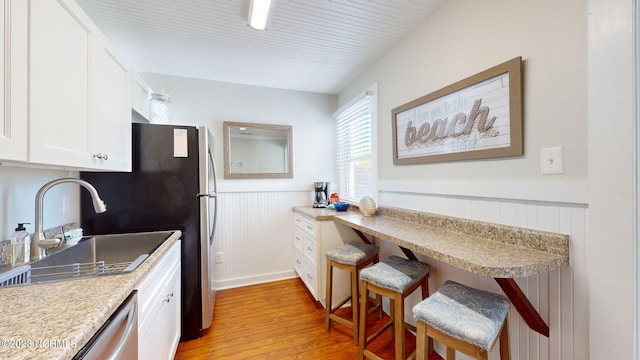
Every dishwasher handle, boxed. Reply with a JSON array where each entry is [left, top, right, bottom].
[[107, 301, 137, 360], [73, 291, 138, 360]]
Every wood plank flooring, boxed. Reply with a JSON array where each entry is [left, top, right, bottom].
[[174, 278, 443, 359]]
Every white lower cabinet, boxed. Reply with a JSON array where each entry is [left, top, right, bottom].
[[292, 211, 359, 307], [137, 240, 181, 360]]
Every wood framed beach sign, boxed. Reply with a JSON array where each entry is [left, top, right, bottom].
[[392, 57, 523, 164]]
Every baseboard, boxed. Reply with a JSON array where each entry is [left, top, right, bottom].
[[214, 270, 298, 290]]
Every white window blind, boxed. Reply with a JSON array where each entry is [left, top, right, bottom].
[[335, 91, 375, 203]]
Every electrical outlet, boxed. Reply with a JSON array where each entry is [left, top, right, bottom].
[[541, 147, 564, 175], [214, 252, 223, 264], [61, 195, 71, 213]]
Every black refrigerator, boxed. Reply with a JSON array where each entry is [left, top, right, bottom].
[[80, 123, 218, 341]]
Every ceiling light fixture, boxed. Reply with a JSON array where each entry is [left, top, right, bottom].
[[248, 0, 272, 30]]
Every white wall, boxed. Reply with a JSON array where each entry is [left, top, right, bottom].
[[0, 167, 80, 240], [337, 0, 603, 359], [340, 0, 587, 183], [142, 73, 337, 189], [141, 73, 338, 288], [587, 0, 634, 359]]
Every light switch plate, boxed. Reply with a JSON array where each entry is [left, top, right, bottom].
[[541, 147, 564, 175]]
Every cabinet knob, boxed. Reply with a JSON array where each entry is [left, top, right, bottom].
[[93, 153, 109, 160]]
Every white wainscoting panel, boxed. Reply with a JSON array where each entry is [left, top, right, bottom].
[[214, 189, 311, 289], [212, 183, 587, 360], [379, 190, 588, 360]]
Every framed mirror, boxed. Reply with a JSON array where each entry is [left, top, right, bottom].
[[223, 121, 293, 179]]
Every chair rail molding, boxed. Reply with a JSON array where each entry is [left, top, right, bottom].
[[379, 179, 589, 205]]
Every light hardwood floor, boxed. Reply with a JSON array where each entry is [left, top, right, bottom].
[[174, 278, 443, 359]]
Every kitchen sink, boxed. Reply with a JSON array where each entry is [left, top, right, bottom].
[[0, 231, 174, 287]]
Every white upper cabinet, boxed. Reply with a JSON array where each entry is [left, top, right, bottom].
[[2, 0, 132, 171], [29, 0, 93, 168], [132, 72, 152, 121], [90, 36, 132, 171], [0, 0, 28, 162], [29, 0, 131, 171]]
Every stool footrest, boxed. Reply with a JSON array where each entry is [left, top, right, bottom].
[[363, 349, 386, 360], [366, 319, 393, 344], [329, 296, 352, 313], [329, 313, 354, 329]]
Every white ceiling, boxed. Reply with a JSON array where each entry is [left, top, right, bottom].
[[76, 0, 449, 95]]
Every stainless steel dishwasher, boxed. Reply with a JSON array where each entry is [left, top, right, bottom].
[[72, 291, 138, 360]]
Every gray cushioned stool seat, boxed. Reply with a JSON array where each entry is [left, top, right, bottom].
[[360, 255, 430, 293], [413, 280, 510, 351], [325, 241, 379, 265]]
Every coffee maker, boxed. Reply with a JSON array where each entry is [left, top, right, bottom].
[[313, 181, 329, 208]]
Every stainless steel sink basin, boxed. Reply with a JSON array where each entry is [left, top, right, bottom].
[[0, 231, 173, 287]]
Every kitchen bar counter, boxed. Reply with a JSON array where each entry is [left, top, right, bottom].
[[295, 205, 569, 277], [294, 205, 570, 336], [0, 230, 181, 360], [332, 208, 569, 278]]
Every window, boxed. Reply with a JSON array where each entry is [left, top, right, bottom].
[[335, 85, 377, 203]]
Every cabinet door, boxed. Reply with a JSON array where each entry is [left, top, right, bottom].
[[293, 226, 304, 276], [138, 297, 162, 360], [0, 0, 28, 161], [90, 36, 131, 171], [29, 0, 95, 167], [132, 72, 151, 120], [162, 263, 181, 360]]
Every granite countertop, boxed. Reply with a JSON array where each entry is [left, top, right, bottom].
[[0, 230, 181, 360], [294, 205, 569, 278], [293, 206, 359, 221]]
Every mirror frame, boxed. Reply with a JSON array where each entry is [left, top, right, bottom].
[[223, 121, 293, 179]]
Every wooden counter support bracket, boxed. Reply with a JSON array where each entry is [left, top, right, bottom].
[[353, 229, 372, 245], [495, 277, 550, 337]]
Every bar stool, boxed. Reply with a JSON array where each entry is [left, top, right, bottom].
[[412, 280, 511, 360], [325, 241, 380, 345], [358, 255, 430, 360]]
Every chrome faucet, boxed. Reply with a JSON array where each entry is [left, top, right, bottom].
[[32, 178, 107, 261]]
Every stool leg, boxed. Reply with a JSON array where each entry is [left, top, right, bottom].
[[358, 279, 369, 360], [416, 321, 427, 360], [446, 347, 455, 360], [394, 293, 404, 360], [373, 254, 383, 320], [476, 349, 488, 360], [325, 259, 333, 332], [421, 276, 434, 355], [351, 264, 359, 345], [499, 316, 510, 360], [389, 298, 396, 338]]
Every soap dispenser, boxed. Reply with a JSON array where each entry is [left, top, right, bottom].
[[10, 223, 31, 265]]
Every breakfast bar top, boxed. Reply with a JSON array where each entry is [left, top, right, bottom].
[[325, 206, 570, 278]]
